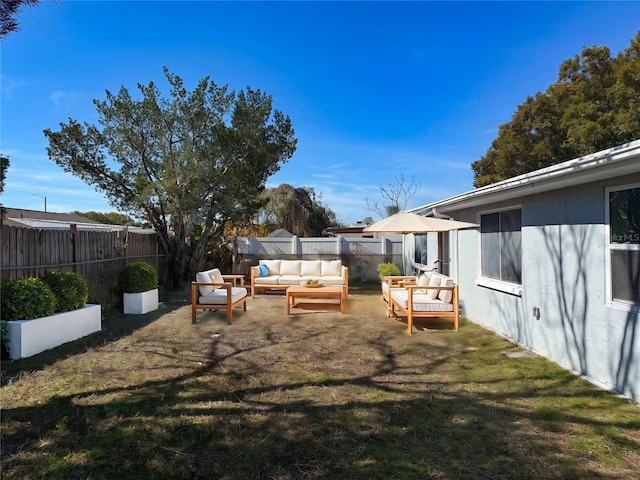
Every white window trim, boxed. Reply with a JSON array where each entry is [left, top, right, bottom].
[[605, 182, 640, 309], [476, 205, 523, 291], [475, 277, 523, 296]]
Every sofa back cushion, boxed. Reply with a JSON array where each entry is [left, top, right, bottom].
[[320, 260, 342, 276], [437, 276, 454, 303], [426, 274, 442, 300], [280, 260, 302, 276], [415, 274, 430, 294], [260, 260, 281, 276], [301, 260, 322, 276]]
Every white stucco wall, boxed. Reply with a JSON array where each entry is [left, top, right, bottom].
[[446, 174, 639, 401]]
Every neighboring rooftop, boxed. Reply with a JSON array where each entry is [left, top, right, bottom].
[[2, 208, 153, 233]]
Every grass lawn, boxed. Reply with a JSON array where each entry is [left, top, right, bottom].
[[1, 285, 639, 479]]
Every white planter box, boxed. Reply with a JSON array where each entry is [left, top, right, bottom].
[[4, 304, 102, 360], [123, 289, 159, 314]]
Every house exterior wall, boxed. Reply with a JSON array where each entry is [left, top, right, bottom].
[[444, 173, 640, 401]]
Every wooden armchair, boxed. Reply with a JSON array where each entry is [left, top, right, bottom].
[[191, 268, 248, 324]]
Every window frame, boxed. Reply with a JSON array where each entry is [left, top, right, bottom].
[[476, 206, 523, 296], [605, 182, 640, 308]]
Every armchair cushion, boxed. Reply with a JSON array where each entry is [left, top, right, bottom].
[[390, 291, 454, 312], [209, 268, 224, 285], [196, 271, 215, 295], [199, 287, 247, 305]]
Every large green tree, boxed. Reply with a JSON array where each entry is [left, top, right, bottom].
[[259, 184, 341, 236], [472, 32, 640, 187], [45, 68, 297, 286]]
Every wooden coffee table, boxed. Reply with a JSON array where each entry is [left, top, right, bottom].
[[286, 285, 345, 314]]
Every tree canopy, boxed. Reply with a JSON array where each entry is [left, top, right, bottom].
[[258, 184, 341, 237], [1, 0, 42, 40], [72, 211, 148, 228], [472, 31, 640, 187], [44, 68, 297, 286], [365, 174, 421, 219]]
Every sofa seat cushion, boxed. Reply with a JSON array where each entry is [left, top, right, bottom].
[[381, 282, 407, 295], [391, 290, 453, 312], [321, 276, 346, 286], [278, 275, 305, 285], [254, 275, 281, 285], [199, 287, 247, 305]]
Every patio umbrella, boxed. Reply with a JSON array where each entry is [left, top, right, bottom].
[[363, 212, 478, 234]]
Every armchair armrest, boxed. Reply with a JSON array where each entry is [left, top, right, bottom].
[[250, 266, 261, 282], [221, 274, 245, 286], [384, 276, 416, 287]]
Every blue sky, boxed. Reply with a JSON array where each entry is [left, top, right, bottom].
[[1, 1, 639, 225]]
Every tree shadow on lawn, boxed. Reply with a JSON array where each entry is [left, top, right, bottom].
[[0, 288, 191, 387], [2, 298, 639, 479]]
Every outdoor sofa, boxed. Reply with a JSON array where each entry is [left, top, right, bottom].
[[385, 271, 459, 334], [250, 259, 348, 298]]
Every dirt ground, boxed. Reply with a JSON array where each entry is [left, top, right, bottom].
[[184, 284, 466, 349]]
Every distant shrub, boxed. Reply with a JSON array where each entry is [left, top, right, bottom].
[[42, 271, 89, 312], [376, 262, 402, 280], [119, 262, 157, 293], [0, 278, 57, 320]]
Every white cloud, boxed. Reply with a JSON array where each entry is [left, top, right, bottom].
[[0, 74, 27, 99]]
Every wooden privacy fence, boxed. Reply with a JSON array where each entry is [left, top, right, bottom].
[[237, 236, 403, 282], [0, 225, 167, 308]]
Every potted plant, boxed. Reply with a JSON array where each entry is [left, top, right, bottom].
[[1, 273, 101, 360], [376, 262, 402, 280], [119, 262, 159, 314]]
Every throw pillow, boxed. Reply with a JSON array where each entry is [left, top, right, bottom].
[[259, 264, 268, 277]]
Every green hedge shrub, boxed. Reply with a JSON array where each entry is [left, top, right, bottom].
[[119, 262, 157, 293], [0, 278, 57, 320], [42, 271, 89, 312], [376, 262, 402, 280]]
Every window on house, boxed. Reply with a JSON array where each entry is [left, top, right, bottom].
[[609, 184, 640, 304], [481, 208, 522, 284]]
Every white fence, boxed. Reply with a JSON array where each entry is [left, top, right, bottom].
[[237, 236, 403, 282]]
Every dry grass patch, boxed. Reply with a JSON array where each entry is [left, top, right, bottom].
[[1, 286, 639, 479]]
